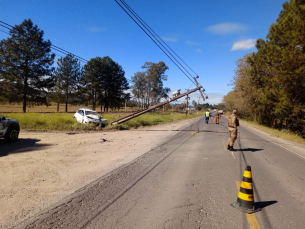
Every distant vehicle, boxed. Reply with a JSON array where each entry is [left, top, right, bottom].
[[218, 110, 223, 115], [214, 109, 216, 112], [74, 108, 107, 127], [0, 115, 20, 142], [172, 90, 181, 97]]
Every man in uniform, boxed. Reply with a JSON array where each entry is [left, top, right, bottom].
[[227, 110, 239, 151]]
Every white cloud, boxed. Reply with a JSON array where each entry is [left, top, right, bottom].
[[196, 49, 202, 53], [231, 39, 256, 51], [161, 37, 178, 42], [185, 40, 201, 45], [206, 23, 247, 35], [87, 27, 106, 32]]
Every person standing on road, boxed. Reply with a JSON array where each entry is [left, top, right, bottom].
[[227, 110, 239, 151], [215, 110, 220, 124], [205, 110, 211, 124]]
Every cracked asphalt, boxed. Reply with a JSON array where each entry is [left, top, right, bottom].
[[15, 115, 305, 229]]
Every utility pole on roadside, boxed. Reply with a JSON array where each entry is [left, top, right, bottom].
[[197, 96, 201, 111], [185, 94, 190, 115], [184, 89, 190, 115]]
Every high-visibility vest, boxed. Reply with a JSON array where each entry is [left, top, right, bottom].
[[205, 112, 210, 117]]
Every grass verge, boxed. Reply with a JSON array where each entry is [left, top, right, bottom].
[[223, 114, 305, 144], [2, 111, 204, 132]]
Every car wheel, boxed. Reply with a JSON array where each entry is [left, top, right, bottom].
[[5, 126, 19, 142]]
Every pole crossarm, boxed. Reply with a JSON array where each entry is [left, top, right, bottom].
[[111, 86, 202, 125]]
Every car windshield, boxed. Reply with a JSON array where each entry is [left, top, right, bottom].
[[85, 111, 99, 116]]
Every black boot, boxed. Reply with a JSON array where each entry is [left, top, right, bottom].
[[227, 145, 230, 150], [230, 146, 236, 151]]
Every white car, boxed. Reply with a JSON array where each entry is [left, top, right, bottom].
[[73, 108, 107, 127]]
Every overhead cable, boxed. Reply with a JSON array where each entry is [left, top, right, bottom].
[[119, 0, 194, 80], [0, 21, 88, 63], [120, 0, 199, 77], [114, 0, 197, 86], [0, 28, 76, 62]]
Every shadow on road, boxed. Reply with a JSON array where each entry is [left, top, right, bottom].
[[0, 138, 53, 157], [255, 200, 277, 209], [236, 148, 263, 152]]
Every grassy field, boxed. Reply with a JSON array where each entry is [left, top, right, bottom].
[[0, 103, 137, 113], [1, 111, 203, 131], [223, 114, 305, 144], [239, 119, 305, 144]]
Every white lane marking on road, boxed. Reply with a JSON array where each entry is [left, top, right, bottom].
[[243, 126, 305, 160]]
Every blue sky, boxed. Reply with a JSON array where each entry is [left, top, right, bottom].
[[0, 0, 287, 105]]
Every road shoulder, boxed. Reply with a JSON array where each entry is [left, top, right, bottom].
[[0, 116, 201, 229]]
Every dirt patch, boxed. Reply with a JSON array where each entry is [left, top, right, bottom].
[[0, 117, 198, 229]]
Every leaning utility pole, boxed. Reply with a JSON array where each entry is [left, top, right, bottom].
[[111, 86, 202, 125]]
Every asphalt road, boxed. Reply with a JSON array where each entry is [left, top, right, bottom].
[[16, 114, 305, 229]]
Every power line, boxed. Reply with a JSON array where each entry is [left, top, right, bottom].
[[119, 0, 195, 80], [0, 21, 88, 63], [114, 0, 197, 86], [0, 28, 85, 65], [120, 0, 199, 77]]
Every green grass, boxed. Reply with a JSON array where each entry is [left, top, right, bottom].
[[239, 119, 305, 144], [223, 114, 305, 144], [104, 111, 203, 130], [2, 111, 204, 131], [2, 113, 97, 131]]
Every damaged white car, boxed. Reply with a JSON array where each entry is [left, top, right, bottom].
[[73, 108, 107, 127]]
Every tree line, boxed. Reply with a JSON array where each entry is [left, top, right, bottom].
[[223, 0, 305, 137], [0, 19, 169, 113]]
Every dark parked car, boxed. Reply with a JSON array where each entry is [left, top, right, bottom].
[[0, 115, 20, 142]]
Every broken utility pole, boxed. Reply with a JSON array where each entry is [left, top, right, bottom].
[[111, 85, 202, 125]]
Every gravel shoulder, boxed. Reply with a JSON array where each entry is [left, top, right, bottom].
[[0, 118, 196, 229]]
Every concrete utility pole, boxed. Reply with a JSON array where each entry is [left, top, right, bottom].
[[185, 95, 190, 115], [197, 96, 201, 110], [111, 86, 202, 125]]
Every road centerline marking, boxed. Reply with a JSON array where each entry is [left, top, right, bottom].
[[221, 139, 227, 150], [231, 151, 235, 158], [235, 181, 260, 229]]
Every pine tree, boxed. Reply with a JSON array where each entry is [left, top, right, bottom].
[[0, 19, 55, 112], [81, 56, 129, 112], [53, 54, 82, 112]]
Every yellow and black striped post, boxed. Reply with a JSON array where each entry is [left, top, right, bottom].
[[231, 166, 261, 213]]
